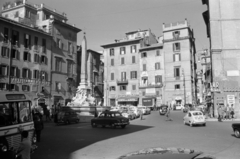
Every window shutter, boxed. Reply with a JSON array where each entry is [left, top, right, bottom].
[[28, 70, 32, 79], [179, 54, 181, 61], [29, 35, 31, 48], [174, 68, 176, 77], [22, 69, 25, 78], [173, 54, 175, 62], [45, 57, 48, 65], [16, 68, 20, 78], [173, 43, 175, 51], [28, 53, 31, 62]]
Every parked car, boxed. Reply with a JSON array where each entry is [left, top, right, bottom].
[[175, 104, 184, 110], [129, 106, 140, 118], [91, 111, 129, 129], [56, 111, 79, 125], [128, 110, 137, 119], [183, 111, 206, 127], [232, 123, 240, 138], [138, 106, 150, 115], [122, 112, 134, 120], [159, 105, 168, 115]]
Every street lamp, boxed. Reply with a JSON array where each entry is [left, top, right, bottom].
[[182, 68, 186, 106]]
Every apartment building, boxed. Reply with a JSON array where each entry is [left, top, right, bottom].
[[202, 0, 240, 118], [138, 42, 164, 107], [0, 16, 52, 105], [101, 29, 158, 106], [1, 0, 81, 106], [163, 19, 197, 106]]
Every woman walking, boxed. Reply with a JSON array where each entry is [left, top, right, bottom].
[[165, 104, 172, 121]]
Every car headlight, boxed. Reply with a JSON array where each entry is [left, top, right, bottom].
[[1, 145, 7, 152], [32, 136, 37, 143]]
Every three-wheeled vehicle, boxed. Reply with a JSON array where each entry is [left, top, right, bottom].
[[55, 110, 80, 125], [159, 105, 168, 115]]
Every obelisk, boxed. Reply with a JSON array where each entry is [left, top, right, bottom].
[[79, 33, 89, 92]]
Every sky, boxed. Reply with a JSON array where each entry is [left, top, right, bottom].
[[0, 0, 209, 52]]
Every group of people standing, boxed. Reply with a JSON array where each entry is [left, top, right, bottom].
[[217, 104, 235, 122]]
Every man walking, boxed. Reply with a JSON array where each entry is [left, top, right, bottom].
[[165, 103, 172, 121]]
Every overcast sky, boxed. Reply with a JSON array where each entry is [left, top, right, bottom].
[[0, 0, 209, 52]]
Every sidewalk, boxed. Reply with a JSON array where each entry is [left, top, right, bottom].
[[206, 117, 240, 122]]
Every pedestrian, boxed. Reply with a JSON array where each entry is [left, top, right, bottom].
[[165, 104, 172, 121], [217, 105, 223, 122], [139, 110, 143, 120], [230, 104, 235, 119], [17, 131, 31, 159], [45, 109, 51, 122], [225, 104, 230, 120], [33, 115, 44, 142]]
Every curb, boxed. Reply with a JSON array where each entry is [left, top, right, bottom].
[[206, 118, 240, 122], [117, 147, 215, 159]]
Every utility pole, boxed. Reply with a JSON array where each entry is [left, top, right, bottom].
[[182, 68, 186, 105]]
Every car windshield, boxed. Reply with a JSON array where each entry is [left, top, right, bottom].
[[192, 112, 203, 116]]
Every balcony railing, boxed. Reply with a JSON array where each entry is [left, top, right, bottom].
[[117, 79, 128, 85], [139, 82, 163, 89]]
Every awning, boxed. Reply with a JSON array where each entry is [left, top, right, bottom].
[[118, 96, 138, 102]]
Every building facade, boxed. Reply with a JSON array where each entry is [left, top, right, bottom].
[[1, 0, 81, 106], [102, 29, 158, 106], [0, 16, 52, 106], [202, 0, 240, 118], [138, 43, 164, 108], [163, 19, 197, 106]]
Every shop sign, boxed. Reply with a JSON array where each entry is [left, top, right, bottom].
[[142, 98, 152, 106], [227, 95, 235, 104], [146, 88, 155, 94], [11, 77, 50, 86], [118, 98, 138, 102]]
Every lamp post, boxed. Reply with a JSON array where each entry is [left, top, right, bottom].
[[182, 68, 186, 105]]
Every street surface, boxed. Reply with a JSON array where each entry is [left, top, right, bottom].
[[32, 111, 240, 159]]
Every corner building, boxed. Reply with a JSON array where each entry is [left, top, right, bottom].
[[202, 0, 240, 118], [163, 19, 197, 106], [102, 29, 158, 106]]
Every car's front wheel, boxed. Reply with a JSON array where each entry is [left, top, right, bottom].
[[91, 122, 97, 128], [121, 125, 126, 129], [183, 120, 186, 125], [234, 129, 240, 138], [111, 123, 116, 129], [189, 122, 193, 127]]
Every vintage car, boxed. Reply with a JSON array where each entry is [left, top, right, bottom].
[[55, 111, 79, 125], [183, 111, 206, 127], [129, 106, 140, 118], [91, 111, 129, 129], [138, 106, 151, 115], [232, 123, 240, 138], [159, 105, 168, 115]]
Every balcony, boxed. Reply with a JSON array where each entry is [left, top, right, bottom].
[[139, 82, 163, 89], [117, 79, 128, 85]]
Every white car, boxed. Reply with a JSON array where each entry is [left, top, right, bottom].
[[183, 111, 206, 127]]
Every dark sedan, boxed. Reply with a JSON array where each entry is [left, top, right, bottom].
[[232, 123, 240, 138], [91, 111, 129, 129]]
